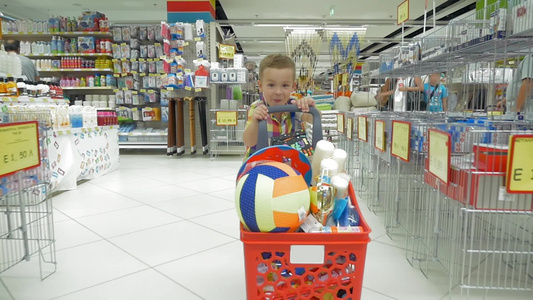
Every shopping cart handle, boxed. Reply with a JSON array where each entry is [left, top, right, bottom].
[[256, 105, 323, 151]]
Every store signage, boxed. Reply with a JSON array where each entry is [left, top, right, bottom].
[[375, 120, 386, 152], [219, 44, 236, 59], [346, 117, 353, 140], [357, 116, 367, 142], [391, 121, 410, 161], [0, 121, 41, 177], [216, 111, 238, 126], [337, 113, 345, 133], [506, 135, 533, 193], [397, 0, 410, 25], [428, 129, 451, 185]]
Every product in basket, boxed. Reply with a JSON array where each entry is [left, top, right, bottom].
[[235, 161, 310, 233]]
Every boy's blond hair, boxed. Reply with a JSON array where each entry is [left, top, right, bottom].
[[259, 54, 296, 80]]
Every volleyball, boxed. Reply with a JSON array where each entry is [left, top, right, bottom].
[[236, 161, 310, 233]]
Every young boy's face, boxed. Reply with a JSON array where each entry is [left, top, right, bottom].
[[258, 67, 296, 106], [429, 73, 440, 86]]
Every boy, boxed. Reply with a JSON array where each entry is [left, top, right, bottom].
[[243, 54, 316, 159], [424, 72, 448, 112]]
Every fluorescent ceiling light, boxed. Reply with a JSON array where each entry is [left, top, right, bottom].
[[255, 24, 297, 27]]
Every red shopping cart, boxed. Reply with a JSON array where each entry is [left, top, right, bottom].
[[240, 105, 371, 300]]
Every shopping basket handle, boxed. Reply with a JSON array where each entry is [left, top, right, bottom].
[[256, 105, 323, 151]]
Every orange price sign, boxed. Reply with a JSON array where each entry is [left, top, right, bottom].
[[391, 121, 411, 162], [375, 120, 386, 152], [357, 116, 367, 142], [506, 135, 533, 193]]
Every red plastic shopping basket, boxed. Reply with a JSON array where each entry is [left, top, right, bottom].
[[241, 182, 371, 300]]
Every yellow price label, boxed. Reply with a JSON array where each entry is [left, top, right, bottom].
[[113, 74, 120, 78], [185, 86, 192, 91], [375, 120, 386, 152], [216, 111, 238, 126], [132, 91, 138, 95], [167, 87, 174, 91], [428, 129, 450, 185], [184, 42, 189, 46], [184, 69, 192, 73], [140, 89, 146, 93], [131, 71, 138, 74], [121, 73, 128, 77], [397, 0, 410, 25], [337, 113, 344, 133], [506, 135, 533, 193], [139, 73, 146, 77], [357, 116, 367, 142], [112, 59, 118, 62], [346, 117, 353, 140], [194, 37, 202, 41], [113, 89, 119, 92], [0, 122, 41, 176], [122, 88, 128, 91], [391, 121, 410, 161], [219, 44, 236, 59], [121, 58, 127, 62], [195, 88, 202, 92], [139, 58, 145, 62]]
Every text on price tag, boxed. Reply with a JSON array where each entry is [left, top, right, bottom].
[[506, 135, 533, 193], [391, 121, 410, 161], [357, 116, 367, 142], [337, 113, 344, 133], [216, 111, 238, 126], [375, 120, 386, 152], [0, 121, 41, 177], [346, 117, 353, 140], [428, 129, 451, 185]]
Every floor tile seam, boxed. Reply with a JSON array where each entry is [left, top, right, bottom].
[[361, 286, 400, 300], [73, 202, 184, 223], [187, 211, 240, 240], [52, 202, 146, 220], [46, 268, 151, 300], [145, 201, 235, 221], [151, 268, 206, 300], [0, 278, 16, 300], [151, 240, 239, 269], [102, 219, 187, 240]]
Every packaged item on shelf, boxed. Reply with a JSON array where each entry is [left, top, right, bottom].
[[139, 27, 147, 41], [196, 41, 205, 59], [122, 60, 131, 73], [124, 90, 133, 104], [120, 44, 130, 59], [130, 38, 140, 49], [130, 26, 140, 39], [130, 49, 140, 59], [147, 26, 156, 41], [78, 37, 96, 53], [142, 107, 161, 121], [112, 27, 123, 42], [122, 27, 132, 42], [183, 23, 193, 41], [140, 45, 148, 58], [196, 20, 205, 38], [194, 64, 209, 88], [116, 90, 124, 104], [79, 11, 105, 31], [147, 45, 156, 58], [139, 61, 148, 73]]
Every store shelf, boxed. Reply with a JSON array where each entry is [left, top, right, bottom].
[[3, 31, 112, 37], [62, 87, 115, 91], [209, 108, 248, 112], [118, 132, 167, 136], [38, 68, 113, 72], [118, 142, 167, 149], [26, 53, 112, 58], [0, 96, 69, 104]]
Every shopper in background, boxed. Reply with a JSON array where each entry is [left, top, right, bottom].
[[497, 54, 533, 114], [4, 40, 40, 82], [423, 72, 448, 112], [243, 54, 316, 160], [375, 77, 397, 111], [399, 76, 425, 111]]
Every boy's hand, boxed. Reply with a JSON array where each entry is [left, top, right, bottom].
[[252, 104, 269, 121], [291, 97, 316, 112]]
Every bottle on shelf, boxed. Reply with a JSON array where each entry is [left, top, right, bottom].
[[16, 78, 27, 96], [0, 78, 7, 96], [5, 77, 18, 96]]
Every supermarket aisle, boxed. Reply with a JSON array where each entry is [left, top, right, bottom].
[[0, 154, 532, 300]]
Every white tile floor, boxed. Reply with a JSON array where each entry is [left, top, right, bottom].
[[1, 153, 532, 300]]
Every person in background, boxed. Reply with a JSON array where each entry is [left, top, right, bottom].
[[243, 54, 316, 160], [497, 54, 533, 113], [4, 40, 40, 82], [399, 76, 425, 111], [375, 77, 397, 111], [424, 72, 448, 112]]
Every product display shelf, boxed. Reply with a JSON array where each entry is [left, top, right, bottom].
[[3, 31, 112, 38], [0, 96, 69, 104], [62, 86, 114, 90], [26, 53, 113, 58], [37, 68, 113, 72], [209, 108, 246, 156]]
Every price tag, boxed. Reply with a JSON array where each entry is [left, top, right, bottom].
[[184, 42, 189, 46], [130, 58, 137, 62], [391, 121, 410, 161], [506, 135, 533, 193], [375, 120, 386, 152], [184, 69, 192, 73], [112, 59, 118, 62], [0, 121, 41, 177], [346, 117, 353, 140], [121, 73, 128, 77], [113, 89, 119, 92], [121, 58, 128, 62], [336, 113, 344, 133], [113, 74, 120, 78], [194, 37, 202, 41], [132, 91, 138, 95], [219, 44, 236, 59], [195, 88, 202, 92], [216, 111, 238, 126], [122, 88, 128, 91], [139, 58, 145, 62], [357, 116, 367, 142], [147, 58, 153, 62], [185, 86, 192, 91], [140, 73, 146, 77], [131, 71, 137, 74], [140, 89, 146, 93], [428, 129, 451, 185], [167, 87, 174, 91]]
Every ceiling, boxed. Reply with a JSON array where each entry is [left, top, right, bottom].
[[1, 0, 477, 73]]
